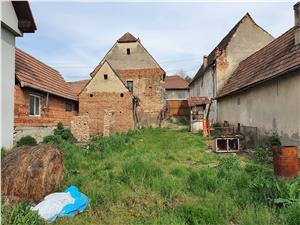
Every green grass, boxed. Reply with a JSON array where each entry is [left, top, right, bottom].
[[3, 128, 300, 225]]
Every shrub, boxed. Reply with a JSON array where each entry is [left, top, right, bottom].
[[255, 147, 268, 163], [268, 132, 281, 148], [54, 122, 73, 140], [1, 203, 45, 225], [16, 135, 37, 147], [42, 135, 63, 144], [1, 147, 9, 159]]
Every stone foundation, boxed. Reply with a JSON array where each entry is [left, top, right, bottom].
[[14, 126, 55, 144]]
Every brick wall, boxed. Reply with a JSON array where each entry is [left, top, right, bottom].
[[14, 85, 78, 127], [79, 92, 134, 136], [116, 68, 165, 127]]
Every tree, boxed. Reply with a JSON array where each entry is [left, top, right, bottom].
[[176, 69, 192, 84]]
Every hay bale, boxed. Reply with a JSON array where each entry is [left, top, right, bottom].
[[1, 144, 64, 203]]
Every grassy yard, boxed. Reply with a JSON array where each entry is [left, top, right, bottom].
[[2, 128, 300, 225]]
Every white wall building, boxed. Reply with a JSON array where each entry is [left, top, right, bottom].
[[1, 1, 36, 149]]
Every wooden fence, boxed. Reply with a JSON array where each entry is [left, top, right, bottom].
[[166, 100, 189, 116]]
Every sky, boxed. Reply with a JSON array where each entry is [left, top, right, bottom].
[[17, 1, 296, 82]]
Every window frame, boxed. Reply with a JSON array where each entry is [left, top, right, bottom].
[[65, 101, 72, 112], [127, 80, 133, 93], [29, 94, 41, 117]]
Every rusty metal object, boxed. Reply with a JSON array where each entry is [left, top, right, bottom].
[[273, 146, 299, 180]]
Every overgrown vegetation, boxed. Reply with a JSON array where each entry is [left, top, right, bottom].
[[3, 128, 300, 225], [54, 122, 73, 141], [1, 202, 46, 225], [42, 122, 73, 144], [16, 135, 37, 147]]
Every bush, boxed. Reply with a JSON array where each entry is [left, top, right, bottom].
[[16, 135, 37, 147], [54, 122, 73, 140], [268, 132, 281, 148], [255, 147, 268, 163], [42, 135, 63, 144], [1, 147, 9, 159], [1, 203, 45, 225]]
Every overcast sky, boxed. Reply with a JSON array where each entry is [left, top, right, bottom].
[[17, 1, 296, 81]]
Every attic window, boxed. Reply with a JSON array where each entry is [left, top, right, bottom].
[[104, 74, 108, 80], [237, 97, 240, 105], [126, 48, 130, 55]]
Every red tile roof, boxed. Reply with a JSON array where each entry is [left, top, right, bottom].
[[164, 75, 189, 89], [188, 97, 210, 107], [68, 80, 90, 96], [15, 49, 78, 101], [117, 32, 138, 43], [218, 27, 300, 98]]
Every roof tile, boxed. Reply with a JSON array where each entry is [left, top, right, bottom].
[[16, 49, 78, 101]]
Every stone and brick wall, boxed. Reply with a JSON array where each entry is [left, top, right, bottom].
[[116, 68, 165, 127], [71, 115, 90, 142], [14, 85, 78, 127], [79, 92, 134, 136]]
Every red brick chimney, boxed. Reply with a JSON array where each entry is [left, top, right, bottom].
[[294, 1, 300, 45], [203, 55, 208, 69]]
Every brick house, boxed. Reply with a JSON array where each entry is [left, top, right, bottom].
[[14, 49, 78, 142], [164, 75, 189, 117], [217, 3, 300, 146], [189, 13, 274, 123], [78, 61, 134, 136], [90, 32, 165, 127]]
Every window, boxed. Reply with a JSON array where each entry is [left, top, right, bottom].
[[126, 48, 130, 55], [237, 97, 240, 105], [104, 74, 108, 80], [66, 102, 72, 112], [29, 95, 40, 116], [127, 81, 133, 92]]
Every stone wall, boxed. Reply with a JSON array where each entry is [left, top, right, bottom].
[[14, 126, 55, 144], [14, 85, 78, 127], [71, 115, 90, 142], [79, 92, 134, 136], [103, 110, 115, 136], [116, 68, 165, 127]]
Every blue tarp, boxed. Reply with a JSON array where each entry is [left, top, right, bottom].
[[50, 186, 88, 222]]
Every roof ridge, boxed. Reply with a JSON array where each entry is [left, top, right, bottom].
[[16, 48, 60, 74]]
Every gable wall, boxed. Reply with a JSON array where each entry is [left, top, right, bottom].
[[217, 18, 274, 92], [80, 62, 134, 135]]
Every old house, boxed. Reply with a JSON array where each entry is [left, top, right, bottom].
[[90, 32, 165, 127], [14, 49, 78, 142], [189, 13, 274, 123], [78, 61, 134, 136], [1, 1, 36, 148], [164, 75, 189, 117], [217, 2, 300, 146]]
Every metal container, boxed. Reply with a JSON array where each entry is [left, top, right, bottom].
[[273, 146, 299, 180]]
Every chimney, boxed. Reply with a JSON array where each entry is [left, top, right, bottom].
[[294, 1, 300, 45], [203, 55, 208, 69]]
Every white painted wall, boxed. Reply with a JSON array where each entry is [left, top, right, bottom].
[[218, 71, 300, 146], [1, 1, 22, 149]]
